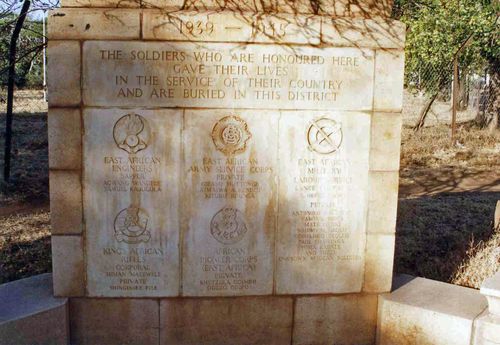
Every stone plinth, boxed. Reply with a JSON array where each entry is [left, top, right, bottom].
[[473, 271, 500, 345], [48, 3, 405, 344], [481, 271, 500, 316], [378, 277, 487, 345], [0, 274, 69, 345]]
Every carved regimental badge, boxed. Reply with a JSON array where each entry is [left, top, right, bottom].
[[211, 116, 252, 155], [307, 118, 343, 154], [113, 207, 151, 244], [113, 113, 150, 154], [210, 207, 248, 245]]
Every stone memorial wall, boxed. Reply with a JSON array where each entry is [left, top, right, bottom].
[[48, 1, 405, 343]]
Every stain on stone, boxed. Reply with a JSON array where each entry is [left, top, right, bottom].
[[85, 24, 91, 31]]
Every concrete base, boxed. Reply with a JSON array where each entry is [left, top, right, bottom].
[[0, 274, 69, 345], [378, 276, 488, 345], [1, 274, 497, 345]]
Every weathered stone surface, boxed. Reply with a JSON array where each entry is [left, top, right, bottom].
[[481, 271, 500, 316], [182, 110, 277, 296], [83, 108, 180, 297], [47, 41, 80, 107], [473, 310, 500, 345], [142, 0, 394, 17], [0, 274, 69, 345], [348, 0, 394, 17], [370, 113, 402, 171], [48, 108, 82, 170], [363, 233, 395, 292], [366, 171, 399, 234], [276, 111, 370, 294], [50, 170, 83, 235], [52, 236, 85, 296], [48, 8, 140, 40], [82, 41, 375, 110], [378, 277, 488, 345], [160, 296, 293, 345], [374, 49, 405, 112], [144, 0, 316, 12], [293, 294, 378, 345], [321, 17, 405, 49], [143, 11, 321, 44], [61, 0, 140, 7], [70, 298, 159, 345]]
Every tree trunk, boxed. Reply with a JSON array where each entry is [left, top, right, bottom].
[[4, 0, 31, 182], [486, 64, 500, 131], [475, 59, 500, 130], [413, 91, 439, 131]]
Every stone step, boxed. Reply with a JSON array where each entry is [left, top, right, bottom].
[[377, 276, 488, 345], [0, 274, 69, 345]]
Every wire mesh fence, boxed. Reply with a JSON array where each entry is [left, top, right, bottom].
[[0, 88, 47, 115], [402, 61, 498, 128]]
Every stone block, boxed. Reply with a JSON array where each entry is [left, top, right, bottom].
[[182, 110, 277, 296], [481, 271, 500, 316], [370, 113, 402, 172], [276, 110, 371, 294], [143, 0, 317, 12], [61, 0, 140, 7], [473, 310, 500, 345], [50, 170, 83, 235], [374, 49, 405, 112], [83, 108, 180, 297], [321, 18, 405, 49], [366, 171, 399, 234], [348, 0, 394, 17], [363, 233, 395, 293], [293, 294, 378, 345], [378, 277, 488, 345], [70, 298, 159, 345], [82, 40, 375, 111], [48, 108, 81, 170], [143, 10, 321, 45], [0, 274, 69, 345], [47, 41, 80, 107], [48, 8, 140, 40], [52, 236, 85, 296], [160, 296, 293, 345], [142, 0, 393, 16]]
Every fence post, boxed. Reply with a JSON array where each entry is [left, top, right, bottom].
[[451, 56, 459, 143]]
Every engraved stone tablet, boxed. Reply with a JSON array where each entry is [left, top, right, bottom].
[[82, 41, 374, 111], [182, 110, 278, 296], [276, 111, 371, 294], [84, 108, 180, 297]]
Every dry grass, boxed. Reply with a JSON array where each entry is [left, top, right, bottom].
[[401, 123, 500, 170], [396, 122, 500, 288], [395, 193, 499, 284], [451, 225, 500, 289], [0, 112, 49, 204], [0, 210, 51, 284]]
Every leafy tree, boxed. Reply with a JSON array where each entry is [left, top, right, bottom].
[[393, 0, 499, 128], [0, 13, 44, 89]]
